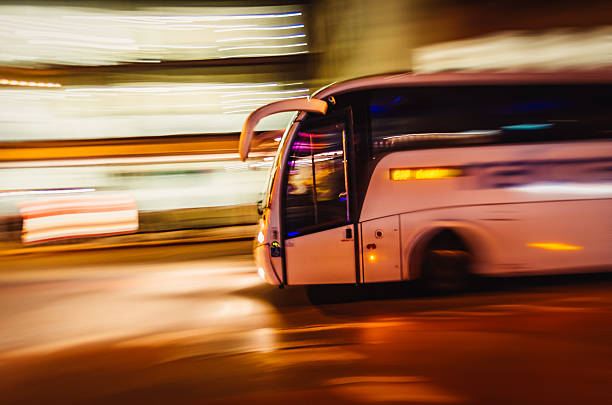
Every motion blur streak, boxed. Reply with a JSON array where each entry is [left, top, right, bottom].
[[413, 26, 612, 73], [0, 153, 273, 167], [526, 242, 583, 251], [20, 194, 138, 244], [215, 24, 304, 32], [513, 182, 612, 195], [0, 188, 95, 196], [0, 81, 306, 140], [0, 5, 307, 67], [328, 380, 462, 404]]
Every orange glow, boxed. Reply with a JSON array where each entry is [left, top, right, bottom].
[[390, 167, 463, 181], [0, 78, 62, 88], [526, 242, 583, 251], [368, 254, 376, 262]]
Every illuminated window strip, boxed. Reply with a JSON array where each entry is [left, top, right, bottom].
[[219, 88, 309, 98], [221, 95, 308, 105], [219, 42, 307, 51], [65, 82, 290, 93], [20, 196, 137, 212], [215, 24, 304, 32], [216, 33, 306, 42], [0, 78, 61, 88], [223, 109, 263, 114], [142, 24, 255, 30], [219, 50, 308, 58], [0, 188, 94, 197], [0, 152, 275, 169], [222, 96, 308, 110], [139, 44, 218, 49], [62, 11, 302, 23], [14, 29, 135, 44], [27, 39, 141, 50]]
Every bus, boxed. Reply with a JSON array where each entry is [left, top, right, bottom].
[[239, 71, 612, 290]]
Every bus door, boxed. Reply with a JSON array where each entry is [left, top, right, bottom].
[[282, 111, 358, 285]]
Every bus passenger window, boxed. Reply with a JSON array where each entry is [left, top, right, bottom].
[[369, 85, 611, 154]]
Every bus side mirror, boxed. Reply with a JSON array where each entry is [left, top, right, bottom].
[[239, 98, 328, 161], [257, 200, 264, 215]]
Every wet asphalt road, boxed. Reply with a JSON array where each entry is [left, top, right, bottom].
[[0, 241, 611, 405]]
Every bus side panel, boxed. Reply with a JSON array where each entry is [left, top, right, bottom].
[[361, 215, 402, 282], [361, 141, 612, 222], [494, 199, 611, 272], [285, 225, 357, 285], [400, 200, 611, 278], [362, 141, 612, 276]]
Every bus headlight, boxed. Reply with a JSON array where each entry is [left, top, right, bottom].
[[257, 231, 265, 244], [257, 267, 266, 280]]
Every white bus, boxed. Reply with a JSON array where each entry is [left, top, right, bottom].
[[239, 71, 612, 290]]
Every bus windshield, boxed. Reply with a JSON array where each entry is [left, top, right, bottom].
[[261, 111, 300, 209]]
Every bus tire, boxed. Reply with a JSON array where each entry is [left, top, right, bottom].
[[419, 230, 472, 293]]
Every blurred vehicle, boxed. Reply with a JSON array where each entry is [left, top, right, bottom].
[[20, 194, 138, 244], [240, 70, 612, 290]]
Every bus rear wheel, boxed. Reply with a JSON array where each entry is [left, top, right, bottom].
[[419, 231, 472, 293]]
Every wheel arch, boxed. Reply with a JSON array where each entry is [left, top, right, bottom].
[[405, 220, 498, 280]]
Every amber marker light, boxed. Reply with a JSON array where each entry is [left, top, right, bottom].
[[0, 78, 62, 88], [526, 242, 583, 251], [390, 167, 463, 181]]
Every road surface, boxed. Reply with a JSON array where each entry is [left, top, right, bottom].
[[0, 242, 611, 404]]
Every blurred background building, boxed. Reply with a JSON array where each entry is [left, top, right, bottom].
[[1, 0, 610, 248]]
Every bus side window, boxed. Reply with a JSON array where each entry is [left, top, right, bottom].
[[369, 85, 611, 155]]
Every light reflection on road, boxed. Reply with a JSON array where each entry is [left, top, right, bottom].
[[0, 244, 611, 405], [0, 252, 278, 359]]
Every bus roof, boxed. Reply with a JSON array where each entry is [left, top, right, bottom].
[[239, 68, 612, 160], [312, 69, 612, 100]]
